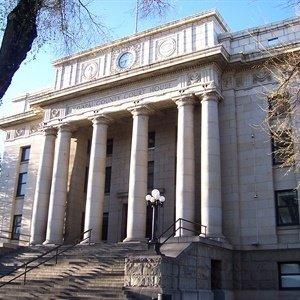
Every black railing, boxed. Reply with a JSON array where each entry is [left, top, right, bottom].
[[0, 229, 92, 287], [152, 218, 207, 254], [0, 230, 31, 243]]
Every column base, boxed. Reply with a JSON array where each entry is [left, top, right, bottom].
[[42, 240, 62, 246], [123, 237, 148, 243]]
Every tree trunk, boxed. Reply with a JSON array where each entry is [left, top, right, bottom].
[[0, 0, 41, 100]]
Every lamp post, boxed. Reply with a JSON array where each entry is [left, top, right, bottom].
[[145, 189, 165, 248]]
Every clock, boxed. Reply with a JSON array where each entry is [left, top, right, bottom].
[[117, 51, 135, 69]]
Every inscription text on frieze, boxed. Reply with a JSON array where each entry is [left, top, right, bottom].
[[66, 80, 178, 115]]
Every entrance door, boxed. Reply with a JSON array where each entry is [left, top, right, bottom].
[[211, 259, 224, 300], [121, 203, 128, 241]]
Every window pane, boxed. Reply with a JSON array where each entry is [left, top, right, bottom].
[[105, 167, 111, 194], [281, 275, 300, 288], [12, 215, 22, 240], [148, 132, 155, 148], [281, 264, 300, 274], [106, 139, 113, 155], [20, 173, 27, 184], [19, 184, 27, 197], [278, 207, 299, 225], [17, 173, 27, 196], [276, 190, 299, 226], [21, 146, 31, 162], [278, 191, 297, 207]]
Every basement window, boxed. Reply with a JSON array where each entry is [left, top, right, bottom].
[[279, 262, 300, 290]]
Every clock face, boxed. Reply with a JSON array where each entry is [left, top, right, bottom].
[[118, 51, 134, 69]]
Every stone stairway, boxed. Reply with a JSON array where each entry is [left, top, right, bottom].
[[0, 242, 149, 299]]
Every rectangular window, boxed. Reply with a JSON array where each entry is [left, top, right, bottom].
[[16, 172, 27, 197], [105, 166, 112, 194], [84, 167, 89, 193], [106, 139, 113, 155], [275, 190, 299, 226], [102, 212, 109, 241], [279, 262, 300, 290], [21, 146, 30, 162], [148, 132, 155, 149], [272, 131, 293, 165], [147, 161, 154, 190], [12, 215, 22, 240]]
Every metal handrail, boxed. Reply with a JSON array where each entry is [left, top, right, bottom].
[[0, 229, 92, 287], [154, 218, 207, 253]]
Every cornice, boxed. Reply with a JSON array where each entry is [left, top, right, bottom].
[[0, 110, 42, 129], [53, 9, 229, 67]]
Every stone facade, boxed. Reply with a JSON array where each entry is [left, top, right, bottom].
[[0, 10, 300, 299]]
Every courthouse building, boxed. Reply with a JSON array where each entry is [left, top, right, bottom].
[[0, 10, 300, 299]]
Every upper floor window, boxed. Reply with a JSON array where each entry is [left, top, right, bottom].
[[271, 131, 294, 166], [279, 262, 300, 290], [16, 172, 27, 197], [12, 214, 22, 240], [147, 161, 154, 190], [275, 190, 299, 226], [105, 166, 112, 194], [21, 146, 30, 162], [148, 132, 155, 149], [106, 139, 113, 155]]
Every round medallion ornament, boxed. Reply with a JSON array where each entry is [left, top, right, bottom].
[[83, 62, 98, 79], [158, 38, 176, 58], [117, 51, 135, 69]]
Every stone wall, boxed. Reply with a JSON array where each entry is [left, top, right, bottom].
[[124, 242, 234, 299], [234, 249, 300, 300]]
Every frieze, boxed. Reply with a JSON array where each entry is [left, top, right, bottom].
[[66, 79, 178, 115], [157, 37, 177, 59], [252, 69, 272, 84], [81, 60, 99, 81], [5, 122, 43, 141], [112, 43, 142, 74]]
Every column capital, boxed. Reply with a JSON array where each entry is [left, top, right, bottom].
[[43, 127, 57, 137], [56, 123, 74, 133], [198, 91, 222, 103], [173, 93, 196, 107], [128, 105, 153, 117], [89, 114, 113, 125]]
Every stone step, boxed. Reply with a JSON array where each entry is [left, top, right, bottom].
[[0, 242, 148, 299]]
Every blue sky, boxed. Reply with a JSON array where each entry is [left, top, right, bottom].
[[0, 0, 298, 151]]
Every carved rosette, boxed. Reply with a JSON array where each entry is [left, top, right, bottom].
[[15, 128, 26, 137], [253, 69, 272, 84], [50, 108, 60, 119], [82, 60, 99, 81], [30, 122, 43, 134], [157, 37, 176, 59]]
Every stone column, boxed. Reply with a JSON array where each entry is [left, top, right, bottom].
[[30, 128, 57, 245], [44, 125, 72, 245], [201, 92, 222, 238], [83, 116, 109, 243], [124, 106, 149, 242], [174, 96, 195, 236]]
